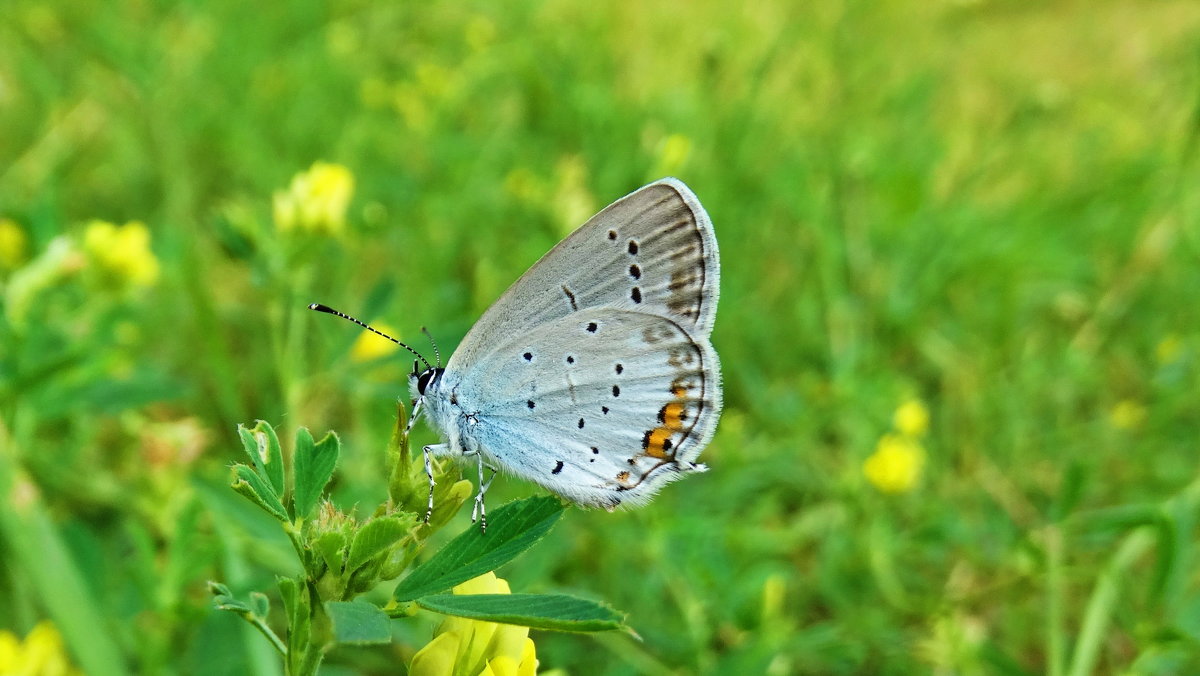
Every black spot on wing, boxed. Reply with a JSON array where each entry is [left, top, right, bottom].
[[552, 461, 564, 475], [523, 352, 533, 362], [630, 287, 642, 303], [629, 264, 641, 279]]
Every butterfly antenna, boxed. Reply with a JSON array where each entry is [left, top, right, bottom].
[[421, 326, 442, 368], [308, 303, 432, 370]]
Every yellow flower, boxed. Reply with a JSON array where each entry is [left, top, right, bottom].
[[0, 621, 82, 676], [0, 218, 29, 270], [82, 220, 160, 288], [349, 322, 402, 363], [273, 162, 355, 236], [864, 433, 925, 494], [1156, 334, 1183, 365], [409, 572, 539, 676], [893, 398, 930, 438], [1109, 399, 1147, 431]]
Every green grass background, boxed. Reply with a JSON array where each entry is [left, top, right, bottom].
[[3, 0, 1200, 673]]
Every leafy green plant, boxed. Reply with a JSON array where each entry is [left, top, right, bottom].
[[209, 411, 626, 675]]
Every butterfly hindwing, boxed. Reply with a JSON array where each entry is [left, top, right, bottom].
[[451, 308, 721, 508]]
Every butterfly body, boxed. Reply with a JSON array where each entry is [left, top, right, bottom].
[[411, 178, 721, 512]]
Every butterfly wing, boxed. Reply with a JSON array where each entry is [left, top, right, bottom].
[[454, 308, 721, 508], [448, 177, 720, 372]]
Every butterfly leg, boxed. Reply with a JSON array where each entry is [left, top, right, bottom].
[[421, 442, 446, 524], [464, 451, 498, 533], [406, 396, 425, 436]]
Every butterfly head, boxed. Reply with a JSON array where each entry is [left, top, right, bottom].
[[411, 360, 445, 396]]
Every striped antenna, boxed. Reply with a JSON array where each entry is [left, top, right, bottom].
[[421, 326, 442, 368], [308, 303, 431, 370]]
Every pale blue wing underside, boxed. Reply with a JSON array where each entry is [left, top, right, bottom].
[[423, 177, 722, 509]]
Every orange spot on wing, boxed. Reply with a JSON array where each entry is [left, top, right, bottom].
[[663, 402, 684, 430], [645, 427, 673, 458]]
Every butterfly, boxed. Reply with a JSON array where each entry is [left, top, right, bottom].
[[314, 178, 721, 530]]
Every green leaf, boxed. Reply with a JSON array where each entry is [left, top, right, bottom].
[[208, 581, 233, 598], [237, 424, 260, 470], [279, 575, 313, 666], [326, 601, 392, 645], [1075, 503, 1164, 532], [249, 592, 270, 619], [347, 515, 415, 573], [293, 428, 339, 519], [416, 593, 626, 632], [313, 531, 348, 574], [237, 421, 284, 497], [278, 576, 299, 625], [230, 464, 288, 522], [393, 496, 564, 601], [209, 582, 251, 614]]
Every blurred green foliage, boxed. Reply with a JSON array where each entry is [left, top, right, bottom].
[[2, 0, 1200, 673]]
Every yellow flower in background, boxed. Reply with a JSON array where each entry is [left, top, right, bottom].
[[1156, 334, 1183, 365], [1109, 399, 1147, 431], [349, 322, 401, 363], [0, 621, 82, 676], [0, 218, 29, 270], [409, 572, 539, 676], [82, 220, 160, 288], [273, 162, 355, 236], [864, 433, 925, 494], [893, 398, 930, 438]]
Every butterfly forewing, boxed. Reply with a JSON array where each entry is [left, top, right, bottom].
[[449, 178, 720, 373], [454, 308, 721, 508]]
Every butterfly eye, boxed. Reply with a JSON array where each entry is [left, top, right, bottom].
[[416, 367, 443, 395]]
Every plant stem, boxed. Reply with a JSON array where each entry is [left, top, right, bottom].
[[245, 614, 288, 656], [1044, 524, 1065, 676], [1066, 526, 1156, 676]]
